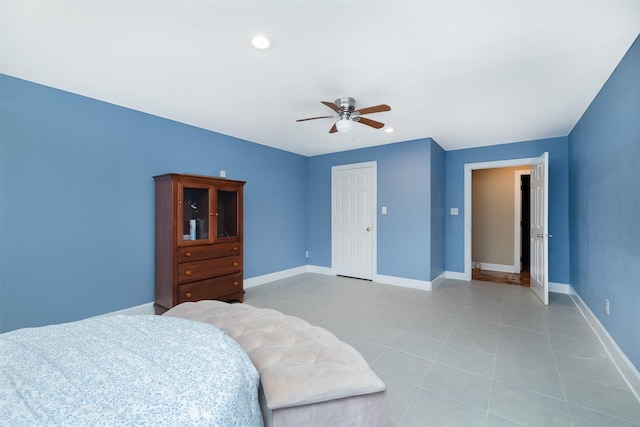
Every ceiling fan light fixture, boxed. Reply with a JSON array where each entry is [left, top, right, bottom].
[[336, 118, 354, 133], [251, 33, 274, 50]]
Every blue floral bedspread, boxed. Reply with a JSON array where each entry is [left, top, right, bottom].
[[0, 314, 263, 426]]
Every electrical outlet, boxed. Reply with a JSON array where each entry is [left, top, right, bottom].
[[605, 298, 610, 315], [305, 251, 309, 258]]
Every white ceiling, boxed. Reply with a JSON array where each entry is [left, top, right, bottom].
[[2, 1, 639, 156]]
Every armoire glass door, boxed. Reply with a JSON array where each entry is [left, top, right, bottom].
[[216, 189, 238, 239], [180, 185, 211, 243]]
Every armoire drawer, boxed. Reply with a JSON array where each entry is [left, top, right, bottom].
[[177, 255, 242, 283], [178, 242, 241, 263], [177, 273, 243, 304]]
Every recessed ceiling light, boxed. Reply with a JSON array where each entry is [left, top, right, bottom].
[[251, 34, 274, 50], [384, 127, 394, 133]]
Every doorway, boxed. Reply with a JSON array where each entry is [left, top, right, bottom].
[[464, 154, 549, 304], [471, 167, 530, 287]]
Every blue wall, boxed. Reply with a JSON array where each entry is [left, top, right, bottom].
[[0, 75, 308, 332], [307, 139, 439, 282], [568, 35, 640, 370], [444, 136, 571, 284]]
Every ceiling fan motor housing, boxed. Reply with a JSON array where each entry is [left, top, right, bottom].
[[336, 97, 356, 120]]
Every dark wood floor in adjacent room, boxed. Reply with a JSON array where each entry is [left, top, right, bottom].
[[472, 268, 530, 287]]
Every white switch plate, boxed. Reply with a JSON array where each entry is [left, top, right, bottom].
[[451, 208, 459, 215], [220, 170, 226, 178], [381, 206, 387, 214]]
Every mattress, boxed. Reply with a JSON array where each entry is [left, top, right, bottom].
[[0, 314, 263, 426]]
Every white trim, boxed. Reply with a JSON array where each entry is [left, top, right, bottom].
[[245, 265, 434, 292], [431, 271, 447, 289], [476, 263, 518, 274], [374, 274, 432, 291], [306, 265, 335, 276], [94, 302, 155, 317], [331, 161, 378, 280], [549, 281, 572, 294], [446, 270, 467, 281], [464, 157, 539, 281], [243, 266, 309, 288], [570, 288, 640, 402]]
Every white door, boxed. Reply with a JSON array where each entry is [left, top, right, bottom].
[[530, 152, 549, 305], [332, 163, 375, 280]]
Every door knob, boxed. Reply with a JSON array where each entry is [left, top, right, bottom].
[[367, 227, 371, 231]]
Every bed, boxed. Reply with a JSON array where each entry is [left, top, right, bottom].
[[0, 314, 263, 426]]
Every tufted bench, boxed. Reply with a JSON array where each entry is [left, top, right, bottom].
[[164, 300, 387, 427]]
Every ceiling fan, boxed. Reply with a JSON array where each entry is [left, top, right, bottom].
[[296, 97, 391, 133]]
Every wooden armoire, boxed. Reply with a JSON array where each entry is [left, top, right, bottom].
[[154, 173, 245, 310]]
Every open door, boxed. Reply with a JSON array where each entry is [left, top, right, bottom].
[[530, 152, 549, 305]]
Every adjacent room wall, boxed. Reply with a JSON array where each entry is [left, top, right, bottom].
[[445, 136, 571, 284], [0, 75, 308, 332], [568, 35, 640, 371]]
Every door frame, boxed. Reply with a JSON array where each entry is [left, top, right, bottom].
[[331, 161, 377, 279], [464, 157, 540, 281]]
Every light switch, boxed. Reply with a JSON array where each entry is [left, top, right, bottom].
[[450, 208, 459, 216], [381, 206, 387, 214], [220, 170, 226, 178]]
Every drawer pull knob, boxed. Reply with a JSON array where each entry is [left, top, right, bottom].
[[185, 252, 192, 257], [232, 262, 239, 267], [185, 270, 192, 276], [185, 292, 192, 298], [233, 281, 239, 286], [233, 246, 239, 251]]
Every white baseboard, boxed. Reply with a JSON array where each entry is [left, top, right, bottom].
[[431, 271, 447, 289], [243, 266, 309, 288], [446, 271, 467, 280], [374, 274, 432, 291], [475, 262, 518, 273], [570, 288, 640, 402], [95, 302, 155, 317], [549, 282, 572, 294], [244, 264, 436, 292], [306, 265, 334, 276]]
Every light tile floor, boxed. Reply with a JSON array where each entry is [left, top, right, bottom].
[[243, 273, 640, 427]]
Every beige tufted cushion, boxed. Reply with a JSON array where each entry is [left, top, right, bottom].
[[165, 300, 386, 410]]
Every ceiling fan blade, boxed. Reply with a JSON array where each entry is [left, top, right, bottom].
[[321, 101, 342, 113], [329, 123, 338, 133], [356, 104, 391, 115], [296, 115, 335, 122], [357, 117, 385, 129]]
